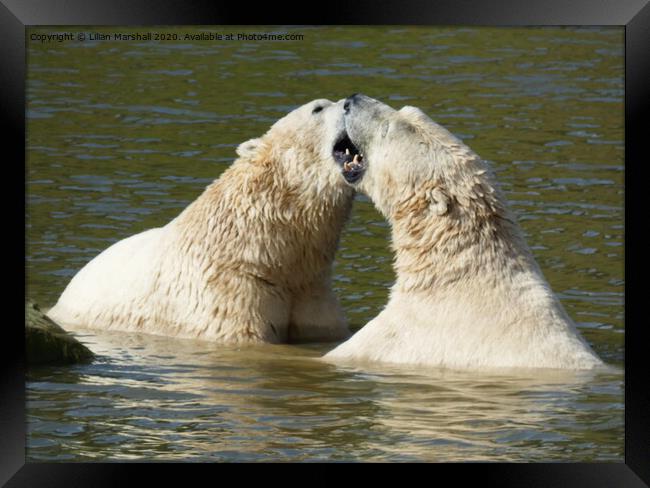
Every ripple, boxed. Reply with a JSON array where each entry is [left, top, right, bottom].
[[147, 69, 194, 76]]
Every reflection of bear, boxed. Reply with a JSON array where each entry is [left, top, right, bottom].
[[38, 330, 609, 462], [326, 94, 604, 370], [48, 99, 357, 344]]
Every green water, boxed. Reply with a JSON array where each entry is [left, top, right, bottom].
[[26, 26, 624, 462]]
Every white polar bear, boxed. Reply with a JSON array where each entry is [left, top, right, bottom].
[[47, 98, 360, 344], [325, 94, 605, 370]]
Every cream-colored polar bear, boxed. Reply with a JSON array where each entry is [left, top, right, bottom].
[[325, 94, 604, 370], [47, 98, 359, 344]]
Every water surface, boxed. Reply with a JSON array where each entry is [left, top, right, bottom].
[[26, 26, 624, 462]]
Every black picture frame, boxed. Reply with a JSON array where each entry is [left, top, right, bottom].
[[4, 0, 648, 484]]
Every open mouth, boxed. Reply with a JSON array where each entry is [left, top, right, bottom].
[[332, 133, 366, 183]]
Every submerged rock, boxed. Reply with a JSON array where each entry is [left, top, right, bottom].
[[26, 300, 95, 365]]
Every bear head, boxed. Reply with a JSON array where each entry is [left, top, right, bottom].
[[340, 94, 502, 222], [236, 98, 361, 199]]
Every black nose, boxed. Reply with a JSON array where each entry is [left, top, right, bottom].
[[344, 93, 360, 113]]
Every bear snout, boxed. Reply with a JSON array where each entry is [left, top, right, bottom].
[[345, 93, 372, 113], [344, 93, 359, 113]]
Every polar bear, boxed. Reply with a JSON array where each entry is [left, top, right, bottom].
[[325, 94, 604, 370], [47, 98, 360, 344]]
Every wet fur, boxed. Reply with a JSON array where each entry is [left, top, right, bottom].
[[48, 100, 354, 344], [326, 99, 604, 370]]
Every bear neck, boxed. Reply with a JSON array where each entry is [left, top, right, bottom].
[[382, 182, 601, 368], [172, 155, 353, 286], [388, 182, 542, 295]]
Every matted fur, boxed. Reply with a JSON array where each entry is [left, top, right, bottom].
[[325, 95, 604, 370], [47, 99, 354, 344]]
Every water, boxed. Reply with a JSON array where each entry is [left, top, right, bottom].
[[26, 26, 624, 462]]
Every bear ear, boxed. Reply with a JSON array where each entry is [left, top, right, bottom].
[[236, 138, 263, 158], [426, 186, 450, 216]]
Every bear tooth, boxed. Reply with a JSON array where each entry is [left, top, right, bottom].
[[345, 148, 350, 155]]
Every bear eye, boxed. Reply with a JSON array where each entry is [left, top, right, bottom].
[[312, 106, 323, 114]]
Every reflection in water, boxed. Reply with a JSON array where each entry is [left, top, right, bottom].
[[28, 330, 623, 462], [26, 26, 623, 461]]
